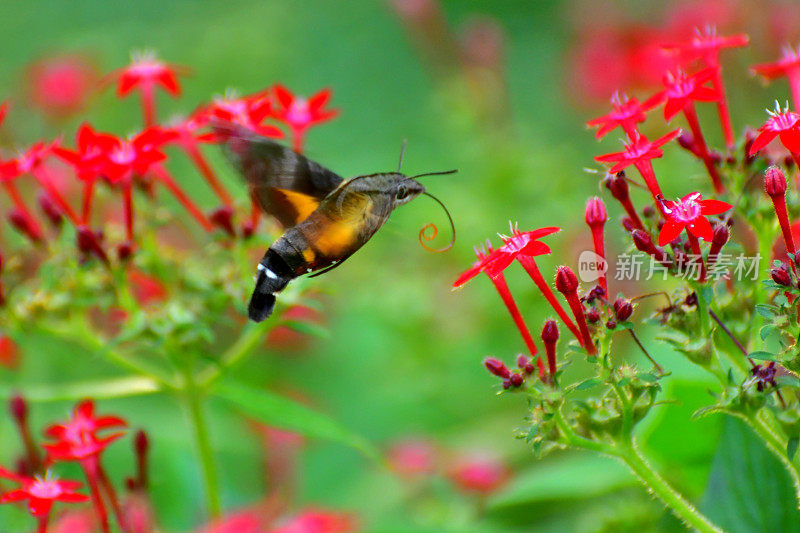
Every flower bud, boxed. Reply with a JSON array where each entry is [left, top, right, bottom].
[[604, 171, 629, 201], [8, 208, 42, 243], [541, 320, 559, 343], [555, 266, 579, 295], [516, 354, 534, 375], [621, 217, 636, 232], [210, 206, 235, 237], [605, 319, 617, 329], [241, 221, 256, 239], [642, 205, 655, 218], [508, 373, 524, 387], [586, 307, 600, 323], [765, 166, 787, 197], [585, 196, 607, 227], [744, 128, 757, 166], [712, 224, 729, 246], [117, 241, 135, 261], [9, 394, 27, 424], [483, 357, 510, 379], [772, 266, 792, 286], [613, 298, 633, 321], [684, 292, 698, 307], [76, 226, 109, 264], [135, 429, 149, 458], [37, 191, 63, 228]]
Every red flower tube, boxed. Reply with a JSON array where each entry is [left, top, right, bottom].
[[554, 266, 595, 354], [585, 196, 608, 294], [541, 320, 559, 379], [764, 166, 795, 255], [603, 171, 644, 231]]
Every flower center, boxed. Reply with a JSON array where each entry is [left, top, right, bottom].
[[29, 480, 62, 499], [671, 196, 702, 222], [286, 98, 311, 126], [110, 143, 136, 165]]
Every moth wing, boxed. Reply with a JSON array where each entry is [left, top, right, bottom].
[[215, 120, 344, 228], [297, 185, 394, 274]]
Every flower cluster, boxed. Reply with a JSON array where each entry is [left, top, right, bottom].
[[461, 25, 800, 532], [1, 397, 142, 533]]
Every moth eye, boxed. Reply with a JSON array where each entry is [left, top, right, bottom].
[[396, 185, 408, 200]]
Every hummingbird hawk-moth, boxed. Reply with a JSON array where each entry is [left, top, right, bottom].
[[216, 121, 456, 322]]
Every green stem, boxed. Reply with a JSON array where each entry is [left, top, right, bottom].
[[619, 439, 722, 533], [183, 370, 221, 518], [690, 281, 711, 338], [611, 380, 633, 437], [553, 406, 720, 531]]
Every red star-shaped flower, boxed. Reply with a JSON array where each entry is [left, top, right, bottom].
[[453, 243, 503, 287], [752, 45, 800, 82], [663, 27, 749, 65], [204, 92, 283, 139], [43, 399, 127, 462], [646, 68, 719, 121], [586, 92, 655, 139], [489, 226, 561, 273], [109, 51, 187, 98], [0, 468, 88, 517], [53, 123, 118, 182], [101, 127, 174, 184], [165, 111, 216, 149], [748, 102, 800, 156], [658, 192, 732, 245], [0, 140, 58, 182], [272, 85, 338, 135], [594, 129, 681, 173]]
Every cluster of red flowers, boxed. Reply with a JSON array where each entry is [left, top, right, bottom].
[[460, 27, 800, 387], [0, 51, 337, 264], [0, 397, 144, 533]]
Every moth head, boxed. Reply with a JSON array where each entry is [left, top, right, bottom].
[[393, 175, 426, 206]]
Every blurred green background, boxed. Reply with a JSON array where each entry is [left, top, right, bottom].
[[2, 0, 800, 531]]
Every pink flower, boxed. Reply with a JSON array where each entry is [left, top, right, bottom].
[[647, 68, 719, 121], [110, 51, 186, 98], [0, 468, 89, 517], [663, 27, 749, 66], [27, 54, 98, 119], [448, 454, 509, 495], [43, 399, 127, 462], [205, 92, 283, 139], [658, 192, 732, 246], [387, 439, 437, 478], [272, 85, 338, 151], [586, 92, 655, 139], [595, 129, 681, 174], [748, 102, 800, 156], [270, 509, 356, 533]]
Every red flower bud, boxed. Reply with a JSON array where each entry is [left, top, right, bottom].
[[210, 205, 235, 237], [765, 166, 787, 197], [516, 354, 534, 375], [76, 225, 109, 264], [484, 357, 510, 379], [621, 217, 636, 232], [241, 221, 256, 239], [772, 266, 792, 286], [585, 196, 607, 227], [632, 229, 669, 264], [541, 320, 559, 342], [613, 298, 633, 321], [712, 224, 729, 246], [606, 319, 617, 329], [604, 171, 629, 200], [37, 191, 63, 228], [508, 373, 524, 387], [642, 206, 655, 218], [135, 429, 149, 457], [10, 394, 27, 424], [555, 266, 579, 295], [117, 241, 135, 261], [586, 307, 600, 323], [8, 208, 43, 243]]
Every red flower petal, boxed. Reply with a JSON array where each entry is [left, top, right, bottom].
[[699, 199, 732, 216], [28, 496, 53, 517], [308, 88, 332, 110], [272, 84, 294, 109], [779, 129, 800, 153], [687, 215, 713, 241], [748, 130, 778, 155], [658, 219, 685, 246], [0, 489, 29, 503]]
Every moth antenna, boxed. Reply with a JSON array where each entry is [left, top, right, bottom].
[[411, 169, 458, 179], [398, 139, 407, 172], [419, 191, 456, 253]]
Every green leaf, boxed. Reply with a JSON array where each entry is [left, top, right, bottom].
[[213, 378, 379, 462], [575, 377, 603, 391], [755, 305, 776, 319], [774, 294, 789, 307], [788, 437, 799, 461], [748, 351, 777, 361], [760, 325, 777, 341], [0, 376, 161, 402], [488, 454, 634, 508], [701, 418, 800, 532]]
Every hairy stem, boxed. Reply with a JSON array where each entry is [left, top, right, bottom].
[[183, 368, 221, 518]]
